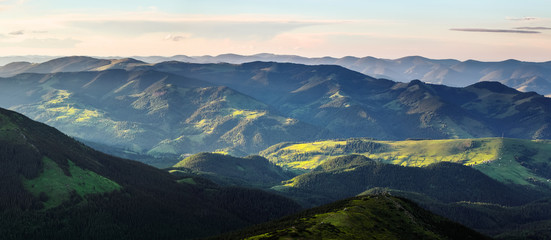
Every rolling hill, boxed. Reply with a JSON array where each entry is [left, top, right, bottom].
[[261, 137, 551, 188], [273, 155, 547, 207], [170, 152, 295, 188], [217, 194, 490, 240], [0, 107, 301, 239], [265, 154, 551, 238]]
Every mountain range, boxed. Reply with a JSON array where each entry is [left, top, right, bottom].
[[2, 54, 551, 97], [0, 56, 549, 168], [140, 53, 551, 97], [4, 53, 551, 96], [0, 67, 329, 166], [2, 54, 551, 239]]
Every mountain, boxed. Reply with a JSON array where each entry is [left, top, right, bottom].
[[0, 69, 329, 167], [170, 152, 295, 188], [0, 56, 58, 67], [128, 53, 551, 97], [0, 107, 301, 239], [0, 56, 149, 77], [1, 58, 549, 167], [146, 61, 551, 140], [217, 194, 490, 240], [4, 54, 551, 96]]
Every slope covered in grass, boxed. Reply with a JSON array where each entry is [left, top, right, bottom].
[[22, 157, 120, 209], [261, 137, 551, 187], [274, 155, 545, 208], [218, 194, 490, 240], [170, 152, 295, 188]]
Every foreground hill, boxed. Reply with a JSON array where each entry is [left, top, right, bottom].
[[0, 69, 329, 166], [0, 107, 300, 239], [217, 194, 490, 240], [268, 154, 551, 238]]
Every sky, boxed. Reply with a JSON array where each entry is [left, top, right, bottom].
[[1, 0, 551, 61]]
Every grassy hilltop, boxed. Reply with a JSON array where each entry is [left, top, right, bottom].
[[261, 137, 551, 187]]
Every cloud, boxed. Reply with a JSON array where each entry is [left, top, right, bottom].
[[450, 28, 540, 34], [14, 38, 82, 48], [506, 17, 538, 21], [164, 34, 191, 41], [67, 17, 332, 40], [515, 27, 551, 30], [9, 30, 24, 35]]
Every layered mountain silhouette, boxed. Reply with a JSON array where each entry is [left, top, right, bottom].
[[131, 53, 551, 97], [3, 54, 551, 96]]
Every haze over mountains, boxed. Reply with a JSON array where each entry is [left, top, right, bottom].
[[3, 53, 550, 96]]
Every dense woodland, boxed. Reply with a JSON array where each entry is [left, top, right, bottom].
[[0, 108, 301, 239]]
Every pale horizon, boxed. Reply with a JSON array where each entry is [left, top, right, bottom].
[[1, 0, 550, 62], [3, 53, 551, 64]]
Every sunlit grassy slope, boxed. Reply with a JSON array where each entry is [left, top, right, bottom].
[[235, 194, 489, 240], [22, 157, 121, 209], [261, 138, 551, 186]]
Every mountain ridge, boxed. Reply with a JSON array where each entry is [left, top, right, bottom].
[[2, 54, 551, 96], [0, 106, 302, 239]]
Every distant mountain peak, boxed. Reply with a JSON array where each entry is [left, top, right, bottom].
[[467, 81, 520, 94]]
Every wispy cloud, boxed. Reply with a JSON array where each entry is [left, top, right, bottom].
[[8, 30, 24, 35], [68, 19, 330, 40], [515, 27, 551, 30], [14, 38, 81, 48], [164, 34, 191, 41], [450, 28, 540, 34], [506, 17, 538, 21]]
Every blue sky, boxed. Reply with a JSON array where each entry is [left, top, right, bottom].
[[1, 0, 550, 61]]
